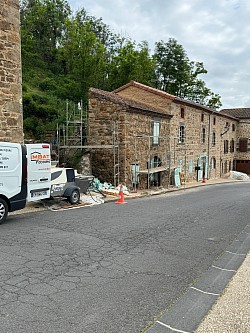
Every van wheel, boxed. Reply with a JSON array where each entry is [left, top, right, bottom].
[[68, 189, 80, 204], [0, 198, 8, 224]]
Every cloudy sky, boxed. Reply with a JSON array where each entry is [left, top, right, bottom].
[[68, 0, 250, 109]]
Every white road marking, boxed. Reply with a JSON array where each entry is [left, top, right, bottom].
[[212, 265, 236, 272], [190, 286, 220, 296], [226, 250, 246, 256], [156, 321, 191, 333]]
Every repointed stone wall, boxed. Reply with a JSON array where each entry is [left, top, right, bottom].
[[0, 0, 23, 143]]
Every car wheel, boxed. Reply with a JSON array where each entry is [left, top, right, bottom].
[[0, 198, 8, 224], [68, 189, 80, 204]]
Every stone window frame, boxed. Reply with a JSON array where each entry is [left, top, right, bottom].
[[212, 131, 216, 146], [178, 123, 185, 144], [239, 138, 248, 152], [180, 107, 185, 118], [211, 157, 216, 169], [201, 126, 206, 144], [224, 140, 229, 154], [230, 139, 235, 153], [152, 120, 160, 145]]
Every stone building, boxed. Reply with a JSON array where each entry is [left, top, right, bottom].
[[88, 88, 172, 189], [0, 0, 23, 143], [220, 108, 250, 174], [88, 81, 249, 189]]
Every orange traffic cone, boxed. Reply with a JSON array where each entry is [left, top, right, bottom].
[[115, 184, 127, 204]]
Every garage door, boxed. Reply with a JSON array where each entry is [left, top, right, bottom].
[[236, 160, 250, 174]]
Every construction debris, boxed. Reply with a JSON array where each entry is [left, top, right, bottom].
[[229, 171, 249, 180]]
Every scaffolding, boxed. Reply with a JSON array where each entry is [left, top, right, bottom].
[[56, 101, 120, 186], [132, 135, 171, 190]]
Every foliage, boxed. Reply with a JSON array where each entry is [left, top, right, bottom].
[[20, 1, 222, 140], [153, 39, 221, 109]]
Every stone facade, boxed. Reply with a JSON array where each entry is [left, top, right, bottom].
[[219, 108, 250, 174], [87, 82, 250, 188], [88, 88, 172, 189], [0, 0, 23, 143], [115, 81, 238, 183]]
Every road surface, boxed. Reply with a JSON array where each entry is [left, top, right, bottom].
[[0, 183, 249, 333]]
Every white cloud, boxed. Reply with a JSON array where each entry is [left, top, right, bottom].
[[68, 0, 250, 108]]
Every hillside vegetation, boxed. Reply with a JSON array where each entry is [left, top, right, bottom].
[[21, 0, 222, 140]]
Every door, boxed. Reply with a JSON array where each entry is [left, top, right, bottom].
[[0, 142, 28, 209], [26, 144, 51, 201]]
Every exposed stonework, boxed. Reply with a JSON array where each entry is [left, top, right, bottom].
[[88, 82, 250, 188], [115, 82, 238, 182], [88, 88, 171, 189], [220, 108, 250, 173], [0, 0, 23, 143]]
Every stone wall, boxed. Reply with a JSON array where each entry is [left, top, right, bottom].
[[235, 120, 250, 160], [116, 85, 238, 180], [0, 0, 23, 143], [88, 90, 171, 188]]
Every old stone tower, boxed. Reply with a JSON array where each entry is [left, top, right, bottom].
[[0, 0, 23, 143]]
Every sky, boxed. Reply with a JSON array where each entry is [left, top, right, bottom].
[[67, 0, 250, 109]]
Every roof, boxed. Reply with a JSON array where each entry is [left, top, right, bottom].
[[219, 108, 250, 119], [113, 81, 221, 115], [89, 87, 172, 119], [113, 80, 176, 101]]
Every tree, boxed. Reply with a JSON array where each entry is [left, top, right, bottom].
[[107, 40, 156, 90], [153, 39, 221, 109], [60, 18, 108, 103], [21, 0, 71, 72]]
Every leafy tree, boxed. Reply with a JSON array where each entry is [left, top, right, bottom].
[[107, 40, 156, 90], [20, 2, 222, 141], [21, 0, 71, 72], [60, 18, 108, 103], [153, 39, 221, 109]]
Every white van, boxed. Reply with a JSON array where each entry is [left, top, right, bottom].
[[0, 142, 51, 223]]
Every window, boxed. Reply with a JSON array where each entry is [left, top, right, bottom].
[[153, 121, 160, 145], [239, 138, 248, 152], [180, 108, 185, 118], [211, 157, 216, 169], [224, 140, 229, 153], [230, 139, 235, 153], [232, 123, 235, 131], [212, 131, 216, 146], [202, 127, 206, 143], [213, 117, 216, 125], [201, 113, 204, 122], [131, 164, 139, 184], [179, 125, 185, 143], [226, 121, 229, 129]]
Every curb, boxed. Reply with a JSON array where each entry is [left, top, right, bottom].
[[145, 223, 250, 333], [104, 179, 242, 203]]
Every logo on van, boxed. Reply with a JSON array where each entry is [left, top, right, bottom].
[[30, 152, 50, 164]]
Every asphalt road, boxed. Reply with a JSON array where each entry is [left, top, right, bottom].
[[0, 183, 249, 333]]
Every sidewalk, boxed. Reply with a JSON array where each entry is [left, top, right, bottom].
[[196, 251, 250, 333]]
